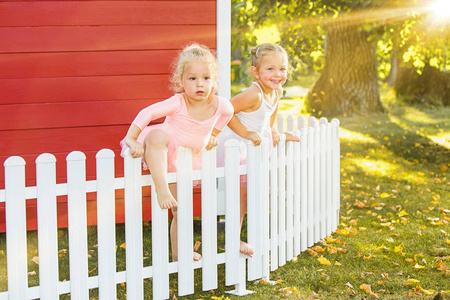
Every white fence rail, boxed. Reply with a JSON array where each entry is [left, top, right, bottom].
[[0, 115, 340, 299]]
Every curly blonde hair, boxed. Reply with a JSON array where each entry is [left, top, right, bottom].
[[170, 44, 219, 94]]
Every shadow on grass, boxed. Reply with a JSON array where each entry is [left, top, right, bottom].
[[339, 109, 450, 171]]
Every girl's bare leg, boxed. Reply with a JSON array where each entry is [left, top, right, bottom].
[[169, 184, 201, 262], [240, 183, 254, 257], [143, 130, 177, 209]]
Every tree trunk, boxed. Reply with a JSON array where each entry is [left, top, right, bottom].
[[307, 21, 383, 117], [385, 53, 398, 86]]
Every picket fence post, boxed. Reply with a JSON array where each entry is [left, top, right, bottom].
[[177, 146, 195, 296], [298, 116, 308, 252], [260, 139, 270, 281], [269, 140, 278, 271], [307, 124, 315, 247], [325, 120, 333, 236], [225, 139, 253, 296], [286, 129, 294, 261], [4, 156, 28, 300], [332, 118, 341, 231], [67, 151, 89, 299], [96, 149, 117, 299], [247, 139, 263, 280], [311, 117, 321, 244], [278, 134, 287, 266], [36, 153, 59, 299], [319, 119, 327, 239], [293, 130, 301, 257], [123, 148, 144, 299], [299, 126, 308, 251], [201, 148, 218, 291], [151, 179, 170, 300]]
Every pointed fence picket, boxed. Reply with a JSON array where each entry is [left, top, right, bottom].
[[0, 115, 340, 300]]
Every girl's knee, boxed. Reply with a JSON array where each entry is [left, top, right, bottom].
[[144, 130, 169, 148]]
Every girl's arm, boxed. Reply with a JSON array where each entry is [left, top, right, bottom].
[[132, 95, 180, 131], [226, 115, 262, 146], [124, 124, 144, 158], [123, 95, 181, 158], [227, 88, 263, 145], [205, 128, 221, 150], [206, 97, 234, 150]]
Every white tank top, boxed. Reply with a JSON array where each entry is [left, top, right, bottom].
[[216, 82, 279, 167], [235, 82, 278, 134]]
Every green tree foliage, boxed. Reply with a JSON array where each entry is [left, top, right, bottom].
[[231, 0, 450, 115]]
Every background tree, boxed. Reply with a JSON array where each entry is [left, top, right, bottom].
[[231, 0, 450, 117]]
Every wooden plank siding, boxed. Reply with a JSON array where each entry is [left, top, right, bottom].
[[0, 0, 217, 230]]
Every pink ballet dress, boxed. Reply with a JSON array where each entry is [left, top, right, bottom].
[[120, 93, 233, 172]]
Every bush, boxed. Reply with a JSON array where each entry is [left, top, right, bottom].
[[394, 63, 450, 106]]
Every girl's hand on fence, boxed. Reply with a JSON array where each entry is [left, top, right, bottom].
[[126, 139, 144, 158], [245, 131, 262, 146], [285, 132, 300, 142], [205, 135, 218, 150], [271, 128, 281, 146]]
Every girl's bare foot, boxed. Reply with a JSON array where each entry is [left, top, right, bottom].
[[172, 251, 202, 262], [240, 240, 254, 257], [157, 193, 178, 209]]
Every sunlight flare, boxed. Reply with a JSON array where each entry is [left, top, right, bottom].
[[430, 0, 450, 20]]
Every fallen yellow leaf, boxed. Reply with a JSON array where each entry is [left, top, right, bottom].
[[394, 243, 404, 253], [326, 237, 335, 243], [31, 256, 39, 265], [317, 255, 331, 266], [306, 248, 318, 257], [193, 241, 201, 251], [398, 210, 409, 217], [406, 279, 420, 283], [380, 193, 392, 199], [414, 263, 425, 269], [423, 289, 435, 295], [360, 284, 378, 298], [311, 246, 325, 252], [120, 243, 126, 249]]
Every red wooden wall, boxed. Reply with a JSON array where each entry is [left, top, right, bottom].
[[0, 0, 217, 231]]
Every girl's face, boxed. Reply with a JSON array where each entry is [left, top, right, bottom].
[[181, 60, 214, 102], [252, 53, 288, 91]]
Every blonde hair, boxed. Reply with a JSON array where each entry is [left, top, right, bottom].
[[250, 43, 289, 70], [170, 44, 219, 94]]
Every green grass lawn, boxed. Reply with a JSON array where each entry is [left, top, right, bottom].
[[1, 88, 449, 299]]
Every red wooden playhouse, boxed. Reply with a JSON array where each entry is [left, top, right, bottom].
[[0, 0, 231, 232]]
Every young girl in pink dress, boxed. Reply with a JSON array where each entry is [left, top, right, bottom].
[[121, 44, 233, 261], [217, 43, 300, 257]]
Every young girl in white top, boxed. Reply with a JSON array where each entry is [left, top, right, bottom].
[[217, 43, 300, 257]]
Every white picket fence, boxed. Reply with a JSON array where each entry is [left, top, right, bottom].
[[0, 115, 340, 300]]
